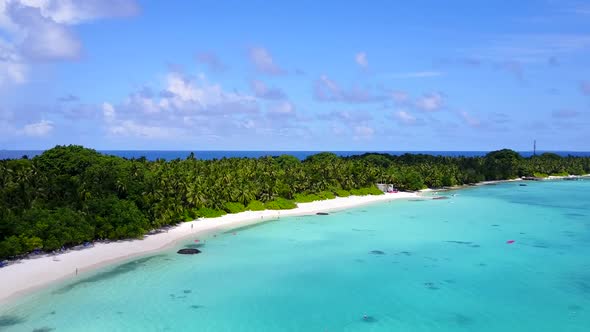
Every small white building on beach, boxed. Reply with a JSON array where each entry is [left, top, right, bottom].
[[376, 183, 396, 192]]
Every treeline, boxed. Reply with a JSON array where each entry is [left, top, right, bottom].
[[0, 146, 589, 260]]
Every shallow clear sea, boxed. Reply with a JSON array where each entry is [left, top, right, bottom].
[[1, 180, 589, 331]]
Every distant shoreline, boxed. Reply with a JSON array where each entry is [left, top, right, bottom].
[[2, 149, 590, 161], [0, 192, 418, 305]]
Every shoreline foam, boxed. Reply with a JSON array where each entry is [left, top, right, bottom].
[[0, 192, 418, 304]]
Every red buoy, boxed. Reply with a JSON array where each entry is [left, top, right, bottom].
[[506, 240, 515, 244], [194, 239, 200, 243]]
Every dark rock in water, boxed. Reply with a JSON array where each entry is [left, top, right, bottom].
[[177, 248, 201, 255], [565, 213, 586, 218], [0, 315, 25, 328], [183, 289, 192, 294], [491, 224, 500, 227], [361, 315, 377, 323], [519, 184, 527, 186], [446, 241, 473, 245], [352, 228, 376, 232], [424, 282, 439, 290], [370, 250, 385, 255], [316, 212, 329, 215], [190, 305, 203, 310], [453, 313, 474, 326], [433, 196, 449, 200], [32, 328, 55, 332], [399, 251, 412, 256]]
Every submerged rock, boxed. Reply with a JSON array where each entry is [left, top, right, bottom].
[[316, 212, 329, 215], [568, 304, 583, 311], [361, 315, 377, 323], [369, 250, 385, 255], [0, 315, 25, 328], [32, 327, 55, 332], [424, 282, 439, 290], [446, 241, 473, 245], [177, 248, 201, 255]]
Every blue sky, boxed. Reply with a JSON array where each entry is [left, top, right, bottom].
[[1, 0, 589, 151]]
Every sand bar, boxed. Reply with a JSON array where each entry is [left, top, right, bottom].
[[0, 192, 418, 304]]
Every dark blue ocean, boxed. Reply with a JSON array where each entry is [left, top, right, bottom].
[[1, 150, 590, 161]]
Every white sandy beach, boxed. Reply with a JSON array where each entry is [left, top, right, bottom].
[[0, 192, 418, 304]]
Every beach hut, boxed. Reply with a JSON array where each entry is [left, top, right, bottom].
[[376, 183, 397, 193]]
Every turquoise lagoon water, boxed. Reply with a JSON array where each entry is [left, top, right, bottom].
[[1, 180, 589, 331]]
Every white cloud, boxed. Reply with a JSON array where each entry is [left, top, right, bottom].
[[241, 119, 256, 129], [415, 92, 444, 112], [23, 119, 53, 136], [353, 125, 374, 140], [394, 110, 417, 125], [248, 46, 284, 75], [122, 87, 160, 114], [250, 79, 286, 100], [102, 102, 115, 121], [355, 52, 368, 68], [314, 74, 383, 103], [19, 0, 139, 24], [317, 110, 372, 122], [0, 41, 27, 84], [103, 70, 263, 139], [268, 101, 295, 115], [459, 111, 481, 127], [0, 0, 139, 84], [156, 71, 257, 114], [391, 90, 408, 104], [108, 120, 182, 139]]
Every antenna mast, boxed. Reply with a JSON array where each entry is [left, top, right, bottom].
[[533, 139, 536, 156]]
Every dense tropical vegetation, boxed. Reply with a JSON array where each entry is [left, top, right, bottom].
[[1, 145, 589, 260]]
